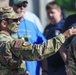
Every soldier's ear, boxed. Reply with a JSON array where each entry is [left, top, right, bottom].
[[1, 20, 8, 27]]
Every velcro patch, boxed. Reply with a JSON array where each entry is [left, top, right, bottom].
[[14, 39, 23, 48]]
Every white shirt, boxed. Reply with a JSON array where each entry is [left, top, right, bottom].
[[24, 11, 43, 33]]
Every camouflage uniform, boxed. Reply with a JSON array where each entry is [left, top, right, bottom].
[[65, 36, 76, 75], [0, 7, 66, 75], [63, 14, 76, 75], [0, 32, 65, 75]]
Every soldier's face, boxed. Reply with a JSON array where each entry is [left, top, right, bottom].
[[7, 19, 20, 33], [12, 2, 27, 16]]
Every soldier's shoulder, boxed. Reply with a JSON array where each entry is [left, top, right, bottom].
[[0, 32, 12, 42]]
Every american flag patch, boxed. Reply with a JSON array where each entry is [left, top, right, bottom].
[[14, 39, 23, 48]]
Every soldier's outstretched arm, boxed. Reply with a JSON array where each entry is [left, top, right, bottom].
[[0, 28, 76, 61], [12, 34, 65, 60], [12, 28, 76, 60]]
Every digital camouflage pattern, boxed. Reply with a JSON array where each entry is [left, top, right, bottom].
[[66, 36, 76, 75], [0, 31, 65, 75], [0, 7, 21, 20]]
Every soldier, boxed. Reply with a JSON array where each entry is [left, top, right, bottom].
[[61, 14, 76, 75], [0, 7, 76, 75]]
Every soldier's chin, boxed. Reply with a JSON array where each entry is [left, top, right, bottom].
[[11, 31, 17, 34]]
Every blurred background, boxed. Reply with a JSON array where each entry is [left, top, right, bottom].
[[0, 0, 76, 30]]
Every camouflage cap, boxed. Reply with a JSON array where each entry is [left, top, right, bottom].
[[9, 0, 28, 6], [0, 7, 22, 20]]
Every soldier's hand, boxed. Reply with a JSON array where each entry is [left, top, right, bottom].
[[63, 27, 76, 39]]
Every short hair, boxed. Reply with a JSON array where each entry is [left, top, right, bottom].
[[46, 1, 61, 10]]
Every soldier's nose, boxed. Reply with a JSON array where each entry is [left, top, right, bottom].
[[17, 21, 20, 25]]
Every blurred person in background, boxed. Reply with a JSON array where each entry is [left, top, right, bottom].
[[24, 11, 44, 33], [44, 1, 66, 75], [9, 0, 48, 75]]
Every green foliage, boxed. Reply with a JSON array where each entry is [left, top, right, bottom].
[[56, 0, 76, 11]]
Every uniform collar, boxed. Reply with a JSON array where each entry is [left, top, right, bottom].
[[0, 31, 10, 36]]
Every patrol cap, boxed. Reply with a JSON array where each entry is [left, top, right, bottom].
[[9, 0, 28, 6], [0, 7, 22, 20]]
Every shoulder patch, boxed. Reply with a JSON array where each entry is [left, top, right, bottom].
[[14, 39, 23, 48]]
